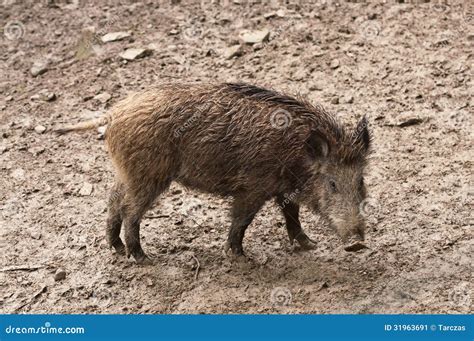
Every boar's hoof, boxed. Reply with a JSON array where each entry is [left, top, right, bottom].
[[294, 232, 317, 250], [111, 239, 126, 256], [134, 254, 154, 265], [223, 241, 245, 258], [126, 249, 154, 265]]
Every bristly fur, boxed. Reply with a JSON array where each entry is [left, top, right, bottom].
[[224, 82, 369, 165], [56, 82, 372, 262]]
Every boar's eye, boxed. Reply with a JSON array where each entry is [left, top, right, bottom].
[[329, 179, 337, 193]]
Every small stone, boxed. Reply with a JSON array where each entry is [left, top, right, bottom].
[[331, 97, 339, 105], [276, 9, 286, 17], [330, 59, 340, 69], [30, 60, 49, 77], [398, 117, 423, 127], [79, 182, 93, 196], [240, 29, 270, 44], [34, 125, 46, 134], [30, 231, 42, 240], [37, 89, 56, 102], [119, 48, 151, 61], [342, 95, 354, 104], [309, 83, 323, 91], [93, 92, 111, 104], [97, 126, 106, 140], [101, 31, 131, 43], [5, 96, 13, 102], [263, 11, 277, 19], [45, 92, 56, 101], [223, 45, 242, 60], [54, 269, 67, 281], [344, 242, 368, 252]]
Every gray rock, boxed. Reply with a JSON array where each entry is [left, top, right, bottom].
[[79, 182, 93, 196], [101, 31, 131, 43], [93, 92, 111, 104], [97, 126, 106, 140], [34, 125, 46, 134], [240, 29, 270, 44], [37, 89, 56, 102], [263, 11, 277, 19], [223, 45, 242, 60], [342, 94, 354, 104], [54, 269, 67, 281], [119, 48, 151, 61], [30, 60, 49, 77]]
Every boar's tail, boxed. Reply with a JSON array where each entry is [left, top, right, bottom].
[[54, 116, 109, 135]]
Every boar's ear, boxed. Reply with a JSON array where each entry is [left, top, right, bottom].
[[354, 116, 371, 152], [305, 130, 330, 159]]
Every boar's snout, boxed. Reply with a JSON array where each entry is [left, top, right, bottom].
[[331, 212, 366, 243]]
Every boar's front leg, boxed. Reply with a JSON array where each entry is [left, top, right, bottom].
[[225, 195, 266, 256], [276, 194, 317, 250]]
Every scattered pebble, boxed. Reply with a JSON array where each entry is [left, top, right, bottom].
[[93, 92, 112, 104], [97, 126, 106, 140], [30, 60, 49, 77], [398, 118, 424, 128], [54, 269, 67, 281], [30, 232, 42, 240], [223, 45, 242, 60], [341, 94, 354, 104], [101, 31, 131, 43], [330, 59, 340, 69], [240, 29, 270, 44], [34, 125, 47, 134], [33, 90, 56, 102], [119, 48, 151, 61], [79, 182, 94, 196], [263, 12, 277, 19], [344, 242, 368, 252]]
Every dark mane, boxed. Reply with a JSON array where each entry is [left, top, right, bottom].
[[224, 82, 307, 110], [224, 82, 367, 164]]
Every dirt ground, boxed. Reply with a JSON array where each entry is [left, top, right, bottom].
[[0, 0, 472, 314]]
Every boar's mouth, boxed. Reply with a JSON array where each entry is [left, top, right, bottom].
[[325, 215, 365, 243]]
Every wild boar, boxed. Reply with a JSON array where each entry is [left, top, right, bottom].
[[57, 82, 371, 264]]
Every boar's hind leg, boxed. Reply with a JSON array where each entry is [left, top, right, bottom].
[[276, 194, 317, 250], [226, 195, 266, 256], [106, 181, 126, 255], [122, 181, 168, 265]]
